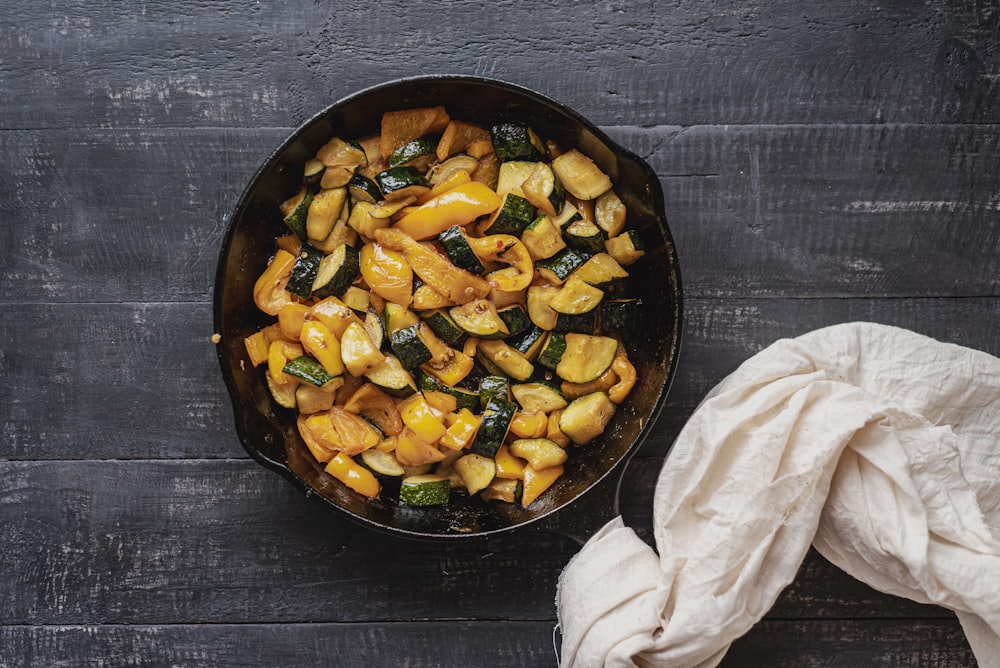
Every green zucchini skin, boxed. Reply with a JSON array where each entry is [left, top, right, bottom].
[[468, 396, 517, 458], [554, 309, 599, 334], [390, 323, 433, 369], [347, 173, 383, 203], [311, 243, 360, 299], [507, 323, 546, 358], [490, 122, 546, 162], [422, 308, 465, 346], [536, 332, 567, 370], [478, 375, 510, 408], [387, 135, 439, 168], [601, 298, 643, 332], [283, 190, 314, 239], [286, 244, 323, 297], [375, 166, 429, 195], [535, 248, 591, 283], [438, 225, 486, 274], [283, 355, 336, 387], [563, 219, 607, 254], [498, 304, 531, 337], [481, 193, 536, 236], [417, 372, 480, 412]]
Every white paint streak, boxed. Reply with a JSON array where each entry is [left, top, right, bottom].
[[844, 200, 1000, 213]]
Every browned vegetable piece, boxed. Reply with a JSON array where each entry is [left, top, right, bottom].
[[436, 120, 491, 160], [380, 106, 451, 159]]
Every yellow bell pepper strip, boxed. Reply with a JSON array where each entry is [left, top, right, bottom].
[[253, 249, 297, 316], [374, 228, 490, 304], [420, 348, 474, 387], [415, 168, 472, 205], [299, 320, 345, 377], [243, 331, 270, 367], [325, 451, 381, 499], [466, 235, 534, 292], [359, 242, 413, 306], [394, 426, 447, 466], [439, 408, 481, 451], [521, 463, 565, 507], [326, 406, 382, 455], [608, 353, 637, 404], [509, 410, 548, 439], [399, 393, 448, 444], [277, 302, 311, 340], [393, 181, 502, 240], [422, 390, 458, 415], [494, 444, 526, 479], [297, 413, 339, 463], [268, 340, 303, 386]]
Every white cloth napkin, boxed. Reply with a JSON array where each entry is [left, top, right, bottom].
[[556, 322, 1000, 667]]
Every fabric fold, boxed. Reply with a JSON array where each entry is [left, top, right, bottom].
[[557, 322, 1000, 667]]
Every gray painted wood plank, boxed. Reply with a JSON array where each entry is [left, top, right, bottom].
[[0, 458, 969, 626], [0, 619, 973, 667], [2, 0, 997, 130], [3, 296, 998, 461], [2, 124, 997, 304]]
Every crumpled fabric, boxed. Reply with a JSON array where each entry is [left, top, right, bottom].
[[556, 322, 1000, 667]]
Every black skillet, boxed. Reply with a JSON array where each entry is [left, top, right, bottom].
[[214, 76, 682, 543]]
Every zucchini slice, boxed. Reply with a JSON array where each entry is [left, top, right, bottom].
[[361, 448, 406, 479], [476, 339, 535, 382], [303, 158, 326, 192], [563, 218, 606, 254], [317, 136, 368, 169], [490, 122, 546, 162], [480, 192, 536, 236], [390, 323, 433, 369], [555, 333, 619, 384], [536, 332, 567, 370], [572, 253, 629, 289], [549, 276, 605, 315], [348, 173, 383, 204], [364, 354, 417, 397], [497, 304, 530, 337], [526, 285, 560, 331], [422, 309, 465, 346], [559, 391, 616, 445], [450, 299, 510, 339], [509, 438, 568, 470], [311, 243, 360, 299], [282, 188, 313, 240], [387, 135, 438, 170], [340, 320, 385, 377], [480, 478, 524, 504], [438, 225, 486, 275], [478, 375, 510, 407], [283, 355, 336, 387], [375, 166, 430, 201], [521, 215, 567, 261], [535, 248, 591, 285], [507, 324, 547, 360], [454, 453, 497, 495], [594, 189, 627, 238], [601, 298, 642, 332], [399, 474, 451, 506], [554, 307, 599, 334], [384, 302, 421, 335], [521, 162, 565, 218], [496, 160, 537, 198], [341, 285, 370, 315], [418, 372, 480, 412], [469, 396, 517, 458], [286, 244, 323, 298], [511, 382, 568, 413], [605, 229, 646, 266], [551, 149, 612, 200]]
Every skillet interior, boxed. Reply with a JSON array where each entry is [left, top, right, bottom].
[[214, 75, 682, 539]]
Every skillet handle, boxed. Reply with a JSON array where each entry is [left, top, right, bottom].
[[538, 460, 630, 546]]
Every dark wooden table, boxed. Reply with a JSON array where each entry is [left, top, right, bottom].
[[3, 1, 997, 666]]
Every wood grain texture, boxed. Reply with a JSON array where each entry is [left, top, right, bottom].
[[4, 297, 999, 461], [1, 0, 997, 130], [3, 0, 997, 664], [2, 124, 998, 304], [0, 619, 974, 668]]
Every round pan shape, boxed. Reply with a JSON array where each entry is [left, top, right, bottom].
[[214, 76, 682, 540]]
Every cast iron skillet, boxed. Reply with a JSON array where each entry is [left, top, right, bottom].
[[214, 75, 682, 541]]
